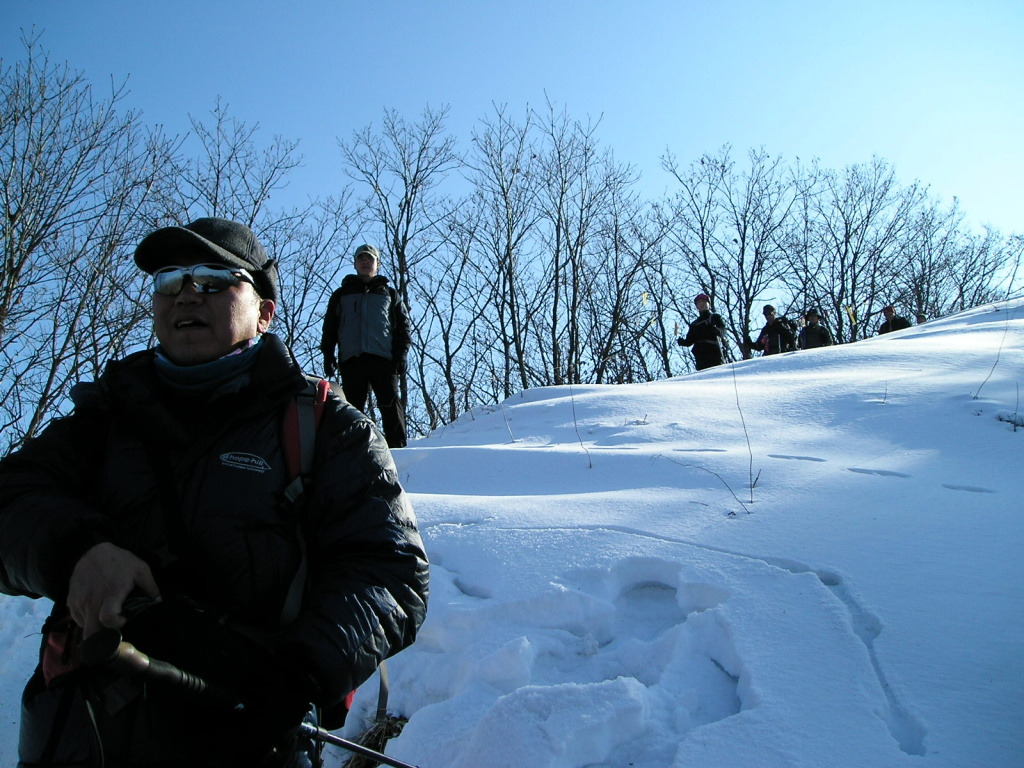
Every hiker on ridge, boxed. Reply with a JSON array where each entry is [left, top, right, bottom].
[[877, 305, 912, 334], [0, 218, 429, 767], [752, 304, 797, 356], [798, 308, 834, 349], [677, 292, 726, 370], [321, 244, 412, 449]]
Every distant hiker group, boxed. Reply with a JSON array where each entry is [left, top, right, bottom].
[[676, 293, 916, 371]]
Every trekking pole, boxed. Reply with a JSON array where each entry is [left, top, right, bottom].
[[297, 723, 421, 768], [79, 626, 241, 710], [79, 628, 422, 768]]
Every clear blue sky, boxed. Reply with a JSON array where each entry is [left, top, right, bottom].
[[3, 0, 1021, 234]]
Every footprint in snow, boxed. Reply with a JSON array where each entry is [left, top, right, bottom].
[[941, 484, 996, 493], [847, 467, 912, 478], [555, 559, 741, 726]]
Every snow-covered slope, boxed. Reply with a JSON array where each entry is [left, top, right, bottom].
[[2, 300, 1021, 767]]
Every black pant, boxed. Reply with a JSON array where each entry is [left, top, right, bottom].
[[693, 342, 724, 371], [339, 354, 407, 448]]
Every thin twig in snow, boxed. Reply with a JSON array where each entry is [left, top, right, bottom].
[[500, 400, 516, 443], [730, 359, 756, 504], [569, 385, 593, 469], [654, 453, 751, 515], [974, 303, 1011, 400]]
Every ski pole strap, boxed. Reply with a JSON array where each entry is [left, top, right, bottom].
[[298, 723, 421, 768], [376, 660, 390, 722]]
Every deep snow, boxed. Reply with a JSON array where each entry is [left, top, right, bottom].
[[1, 300, 1022, 767]]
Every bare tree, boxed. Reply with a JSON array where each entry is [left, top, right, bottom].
[[533, 102, 638, 384], [582, 184, 662, 384], [410, 213, 493, 430], [157, 98, 303, 228], [889, 196, 967, 319], [6, 35, 1018, 449], [1, 33, 177, 455], [778, 159, 828, 322], [993, 233, 1024, 301], [638, 231, 696, 377], [464, 104, 543, 396], [802, 157, 925, 340], [943, 227, 1023, 312], [267, 194, 359, 373]]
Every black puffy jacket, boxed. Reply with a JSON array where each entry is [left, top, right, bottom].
[[0, 334, 428, 764]]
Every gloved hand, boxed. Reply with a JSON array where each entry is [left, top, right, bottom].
[[236, 656, 318, 762], [324, 355, 337, 379], [676, 337, 691, 347]]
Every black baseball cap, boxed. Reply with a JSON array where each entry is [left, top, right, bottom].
[[134, 217, 279, 302]]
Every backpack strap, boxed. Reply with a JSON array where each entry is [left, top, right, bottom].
[[282, 377, 330, 505], [280, 378, 330, 625]]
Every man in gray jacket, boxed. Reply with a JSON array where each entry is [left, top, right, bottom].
[[321, 244, 412, 448]]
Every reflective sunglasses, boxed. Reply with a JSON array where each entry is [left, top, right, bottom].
[[153, 264, 256, 296]]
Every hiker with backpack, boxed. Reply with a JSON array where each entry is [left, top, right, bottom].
[[320, 244, 412, 449], [798, 308, 835, 349], [752, 304, 797, 355], [0, 218, 430, 767], [677, 292, 727, 370]]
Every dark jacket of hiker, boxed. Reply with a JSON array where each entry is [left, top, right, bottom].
[[754, 317, 797, 355], [320, 275, 411, 368], [0, 333, 429, 767], [679, 310, 726, 370], [877, 315, 912, 334], [798, 323, 835, 349]]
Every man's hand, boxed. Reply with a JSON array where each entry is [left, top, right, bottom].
[[324, 354, 337, 378], [68, 542, 160, 638]]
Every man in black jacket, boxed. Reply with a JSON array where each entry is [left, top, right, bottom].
[[0, 218, 429, 767], [877, 305, 912, 334], [798, 308, 835, 349], [753, 305, 797, 355], [677, 292, 726, 370], [321, 245, 411, 448]]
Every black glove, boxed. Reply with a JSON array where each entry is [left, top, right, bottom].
[[324, 355, 337, 378], [235, 655, 318, 763], [118, 598, 317, 763], [677, 337, 691, 348]]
